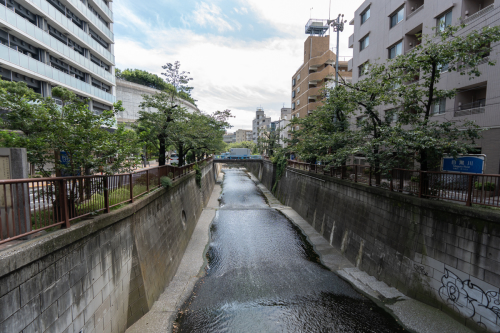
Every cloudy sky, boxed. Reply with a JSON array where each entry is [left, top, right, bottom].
[[114, 0, 364, 130]]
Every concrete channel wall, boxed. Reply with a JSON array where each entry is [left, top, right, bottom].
[[248, 163, 500, 332], [0, 162, 218, 333]]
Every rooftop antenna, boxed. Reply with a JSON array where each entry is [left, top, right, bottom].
[[310, 7, 313, 19]]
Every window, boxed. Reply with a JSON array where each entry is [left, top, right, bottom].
[[438, 62, 449, 73], [389, 41, 403, 59], [432, 98, 446, 115], [356, 116, 367, 128], [292, 78, 296, 86], [292, 90, 296, 98], [292, 102, 295, 110], [437, 10, 452, 32], [297, 99, 300, 106], [385, 108, 399, 122], [361, 7, 370, 24], [297, 87, 301, 93], [359, 62, 368, 77], [298, 73, 301, 80], [360, 35, 369, 51], [390, 7, 404, 28]]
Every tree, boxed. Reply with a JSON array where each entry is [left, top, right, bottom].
[[0, 81, 140, 176], [257, 126, 281, 157], [388, 24, 500, 171], [225, 141, 257, 154]]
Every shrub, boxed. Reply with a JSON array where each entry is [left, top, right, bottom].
[[161, 176, 173, 189], [475, 181, 496, 191], [194, 164, 201, 188], [168, 172, 173, 178], [410, 176, 420, 183]]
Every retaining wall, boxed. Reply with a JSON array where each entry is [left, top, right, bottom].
[[0, 162, 216, 333], [251, 164, 500, 332]]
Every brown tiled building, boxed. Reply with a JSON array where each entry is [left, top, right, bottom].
[[291, 33, 352, 119]]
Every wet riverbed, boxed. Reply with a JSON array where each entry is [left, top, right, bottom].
[[174, 169, 404, 332]]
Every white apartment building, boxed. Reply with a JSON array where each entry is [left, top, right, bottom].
[[0, 0, 115, 113], [252, 107, 271, 143]]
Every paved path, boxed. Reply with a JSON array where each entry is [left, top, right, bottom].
[[127, 169, 473, 333]]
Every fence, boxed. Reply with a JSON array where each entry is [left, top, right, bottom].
[[0, 157, 212, 245], [287, 161, 500, 208]]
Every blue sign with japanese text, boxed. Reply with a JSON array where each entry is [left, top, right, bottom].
[[442, 156, 485, 174]]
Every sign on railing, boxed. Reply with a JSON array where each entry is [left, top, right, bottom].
[[442, 155, 485, 174]]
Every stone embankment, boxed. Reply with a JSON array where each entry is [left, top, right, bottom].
[[239, 160, 500, 332], [0, 162, 220, 333]]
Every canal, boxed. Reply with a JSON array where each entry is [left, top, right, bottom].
[[174, 168, 405, 332]]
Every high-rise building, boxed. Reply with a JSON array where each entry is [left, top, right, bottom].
[[278, 107, 291, 147], [0, 0, 115, 114], [349, 0, 500, 173], [252, 107, 271, 143], [291, 20, 352, 119]]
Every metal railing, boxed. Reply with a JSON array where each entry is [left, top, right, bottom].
[[406, 4, 424, 20], [454, 100, 486, 117], [0, 157, 212, 245], [287, 161, 500, 208], [462, 4, 494, 24]]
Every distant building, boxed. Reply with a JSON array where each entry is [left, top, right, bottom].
[[223, 132, 236, 144], [235, 129, 252, 143], [278, 107, 292, 147], [291, 20, 352, 119], [252, 107, 271, 143], [116, 79, 199, 127]]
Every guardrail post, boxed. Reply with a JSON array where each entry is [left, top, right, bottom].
[[60, 179, 70, 228], [369, 167, 372, 186], [354, 165, 358, 183], [466, 174, 473, 206], [130, 173, 134, 203], [146, 170, 150, 193], [418, 171, 423, 198], [104, 176, 110, 214], [399, 170, 404, 192]]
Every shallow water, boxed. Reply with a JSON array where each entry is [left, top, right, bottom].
[[174, 169, 404, 332]]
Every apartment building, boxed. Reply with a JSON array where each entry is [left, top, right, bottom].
[[349, 0, 500, 174], [278, 107, 291, 147], [0, 0, 116, 114], [234, 129, 252, 143], [291, 20, 352, 119], [252, 107, 271, 143], [223, 132, 236, 144]]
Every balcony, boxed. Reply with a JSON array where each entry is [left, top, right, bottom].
[[348, 58, 353, 72], [25, 0, 115, 63], [89, 0, 113, 21], [348, 34, 354, 48], [406, 0, 424, 20], [0, 5, 114, 83], [0, 42, 115, 103], [308, 50, 335, 70], [454, 100, 486, 117], [308, 65, 335, 84], [462, 1, 494, 24]]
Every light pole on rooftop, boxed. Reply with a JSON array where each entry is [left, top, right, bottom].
[[328, 14, 347, 87]]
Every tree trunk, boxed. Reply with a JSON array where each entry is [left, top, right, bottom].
[[158, 134, 166, 166], [179, 145, 185, 167]]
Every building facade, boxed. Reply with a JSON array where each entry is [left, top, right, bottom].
[[223, 132, 236, 144], [349, 0, 500, 174], [278, 107, 291, 147], [252, 107, 271, 143], [0, 0, 116, 113], [115, 79, 199, 127], [291, 30, 352, 119], [235, 129, 252, 143]]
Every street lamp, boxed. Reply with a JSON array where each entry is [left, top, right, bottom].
[[328, 14, 347, 86]]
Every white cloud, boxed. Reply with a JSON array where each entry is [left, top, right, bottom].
[[115, 0, 365, 130], [192, 2, 235, 33]]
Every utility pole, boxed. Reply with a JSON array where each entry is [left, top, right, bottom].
[[328, 14, 346, 87]]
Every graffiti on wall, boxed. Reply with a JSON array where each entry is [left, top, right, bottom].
[[439, 269, 500, 329]]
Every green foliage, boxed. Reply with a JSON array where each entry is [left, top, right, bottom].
[[475, 181, 496, 191], [194, 164, 202, 188], [271, 151, 288, 194], [116, 67, 196, 105], [0, 81, 141, 176], [286, 25, 499, 174], [410, 176, 420, 183], [160, 176, 173, 189]]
